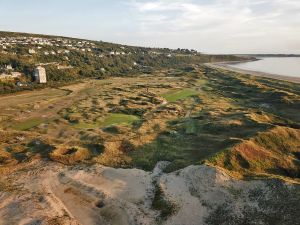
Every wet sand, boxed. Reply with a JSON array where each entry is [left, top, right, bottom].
[[206, 61, 300, 84]]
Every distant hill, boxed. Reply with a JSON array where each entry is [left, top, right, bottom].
[[0, 31, 246, 94]]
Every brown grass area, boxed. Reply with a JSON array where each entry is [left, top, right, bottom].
[[210, 126, 300, 179], [235, 141, 272, 161], [50, 145, 90, 165], [1, 66, 300, 181], [0, 148, 13, 164], [95, 142, 132, 167]]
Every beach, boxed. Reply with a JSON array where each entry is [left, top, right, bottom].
[[207, 61, 300, 83]]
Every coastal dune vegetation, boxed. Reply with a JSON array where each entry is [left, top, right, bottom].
[[0, 63, 299, 182], [0, 32, 300, 225]]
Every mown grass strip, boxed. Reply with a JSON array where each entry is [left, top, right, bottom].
[[100, 113, 139, 127], [72, 122, 100, 129], [161, 88, 199, 102], [12, 118, 45, 131]]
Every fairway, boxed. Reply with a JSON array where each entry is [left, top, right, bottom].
[[12, 118, 45, 131], [161, 89, 199, 102], [100, 113, 139, 127], [72, 122, 100, 129], [0, 88, 69, 109]]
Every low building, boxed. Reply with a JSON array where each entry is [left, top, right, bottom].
[[33, 66, 47, 84], [11, 72, 22, 78], [6, 64, 13, 70], [0, 72, 21, 80], [57, 65, 73, 70], [29, 49, 36, 54]]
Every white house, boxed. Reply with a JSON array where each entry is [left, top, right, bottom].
[[34, 66, 47, 84], [29, 49, 36, 54], [6, 64, 13, 70]]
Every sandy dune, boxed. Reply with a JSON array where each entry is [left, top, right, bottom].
[[0, 160, 299, 225]]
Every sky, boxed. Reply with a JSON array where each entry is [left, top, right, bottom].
[[0, 0, 300, 54]]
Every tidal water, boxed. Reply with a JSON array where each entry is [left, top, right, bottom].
[[230, 57, 300, 78]]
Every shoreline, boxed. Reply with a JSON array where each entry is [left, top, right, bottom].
[[206, 61, 300, 84]]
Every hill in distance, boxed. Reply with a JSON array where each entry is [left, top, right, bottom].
[[0, 31, 245, 94]]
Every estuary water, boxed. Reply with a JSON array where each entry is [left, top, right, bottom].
[[230, 57, 300, 78]]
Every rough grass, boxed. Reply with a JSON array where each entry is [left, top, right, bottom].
[[95, 141, 132, 167], [161, 88, 199, 102], [209, 126, 300, 179], [50, 145, 90, 164], [2, 66, 300, 181], [130, 109, 268, 172], [0, 148, 11, 164]]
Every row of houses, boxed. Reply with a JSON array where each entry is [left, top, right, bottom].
[[1, 36, 180, 59], [0, 36, 94, 49], [1, 35, 173, 56], [0, 36, 96, 56]]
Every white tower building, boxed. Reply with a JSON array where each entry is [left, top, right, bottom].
[[34, 66, 47, 84]]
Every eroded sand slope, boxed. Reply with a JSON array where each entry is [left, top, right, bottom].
[[0, 160, 299, 225]]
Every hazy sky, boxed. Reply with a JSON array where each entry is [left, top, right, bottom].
[[1, 0, 300, 54]]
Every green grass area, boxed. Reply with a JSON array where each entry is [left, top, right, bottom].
[[197, 79, 208, 85], [161, 88, 199, 102], [72, 122, 100, 129], [100, 113, 139, 127], [12, 118, 45, 131]]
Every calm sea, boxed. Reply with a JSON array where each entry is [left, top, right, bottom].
[[230, 57, 300, 78]]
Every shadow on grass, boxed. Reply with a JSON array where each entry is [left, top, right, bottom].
[[130, 111, 271, 172]]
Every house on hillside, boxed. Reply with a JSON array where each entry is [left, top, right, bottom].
[[29, 49, 36, 54], [33, 66, 47, 84], [11, 72, 22, 78], [0, 72, 21, 80], [6, 64, 13, 70]]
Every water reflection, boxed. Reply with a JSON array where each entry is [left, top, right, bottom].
[[231, 57, 300, 77]]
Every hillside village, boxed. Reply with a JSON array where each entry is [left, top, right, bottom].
[[0, 35, 138, 82], [0, 35, 134, 57], [0, 34, 199, 63], [0, 32, 243, 95]]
